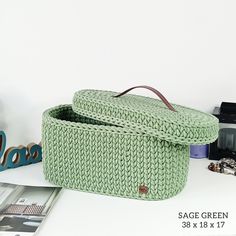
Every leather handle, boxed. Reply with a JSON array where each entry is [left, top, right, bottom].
[[113, 85, 176, 112]]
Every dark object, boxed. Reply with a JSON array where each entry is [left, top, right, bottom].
[[209, 102, 236, 160], [220, 102, 236, 114]]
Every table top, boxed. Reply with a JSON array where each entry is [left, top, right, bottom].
[[0, 158, 235, 236]]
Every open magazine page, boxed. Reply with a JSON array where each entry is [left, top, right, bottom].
[[0, 182, 61, 236]]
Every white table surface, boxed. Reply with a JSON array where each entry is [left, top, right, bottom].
[[0, 159, 235, 236]]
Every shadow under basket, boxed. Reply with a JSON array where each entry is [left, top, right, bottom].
[[42, 87, 218, 200]]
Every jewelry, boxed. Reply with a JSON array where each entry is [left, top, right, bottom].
[[208, 158, 236, 176]]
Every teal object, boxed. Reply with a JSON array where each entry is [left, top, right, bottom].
[[42, 87, 219, 200], [0, 130, 42, 171], [0, 130, 6, 158]]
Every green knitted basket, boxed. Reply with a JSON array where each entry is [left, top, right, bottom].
[[42, 86, 219, 200]]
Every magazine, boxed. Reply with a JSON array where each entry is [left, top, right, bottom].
[[0, 182, 61, 236]]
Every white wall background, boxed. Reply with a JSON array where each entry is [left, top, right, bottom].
[[0, 0, 236, 146]]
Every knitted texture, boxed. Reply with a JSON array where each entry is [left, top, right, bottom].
[[42, 105, 190, 200], [42, 89, 219, 200], [73, 90, 219, 145]]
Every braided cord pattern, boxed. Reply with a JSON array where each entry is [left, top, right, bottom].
[[73, 90, 219, 145], [43, 105, 190, 200]]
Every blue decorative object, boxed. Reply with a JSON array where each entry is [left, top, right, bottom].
[[190, 144, 209, 159], [0, 130, 42, 171]]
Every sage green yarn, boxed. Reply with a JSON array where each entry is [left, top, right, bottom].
[[73, 90, 219, 145], [42, 89, 219, 200], [42, 105, 190, 200]]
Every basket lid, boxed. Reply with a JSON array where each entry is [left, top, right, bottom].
[[72, 86, 219, 145]]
